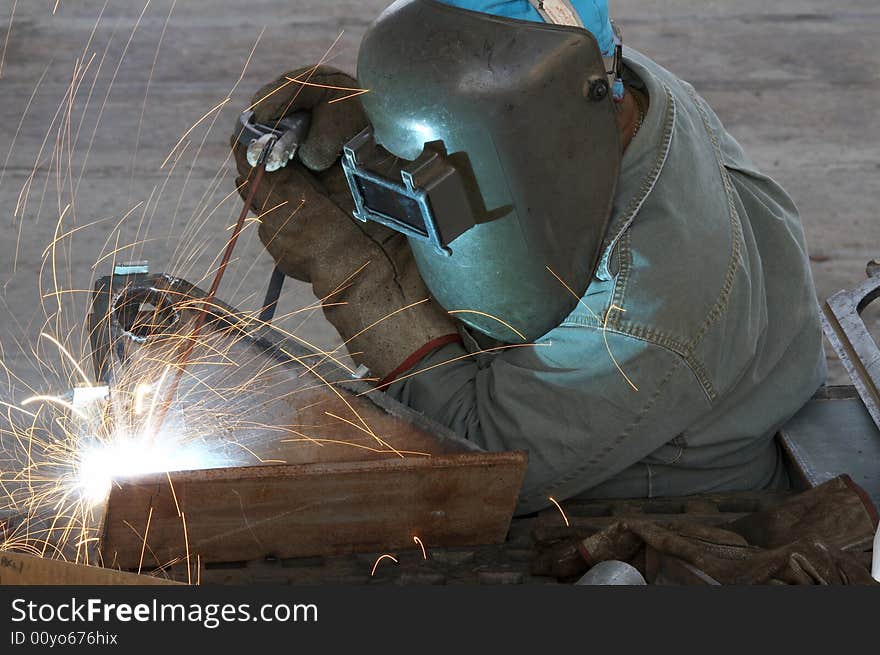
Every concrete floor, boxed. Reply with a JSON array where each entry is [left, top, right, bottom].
[[0, 0, 878, 397]]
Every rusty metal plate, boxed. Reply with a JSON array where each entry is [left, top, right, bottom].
[[101, 453, 527, 568]]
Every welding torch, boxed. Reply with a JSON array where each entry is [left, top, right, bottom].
[[150, 110, 310, 438]]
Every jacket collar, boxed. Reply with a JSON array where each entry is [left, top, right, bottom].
[[595, 48, 676, 281]]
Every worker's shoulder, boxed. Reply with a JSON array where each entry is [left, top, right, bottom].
[[611, 47, 748, 276], [620, 48, 807, 320], [605, 51, 748, 328], [587, 50, 809, 398]]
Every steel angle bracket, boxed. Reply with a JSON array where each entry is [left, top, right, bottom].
[[820, 259, 880, 430]]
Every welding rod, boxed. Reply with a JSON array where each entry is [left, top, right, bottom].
[[150, 145, 273, 438], [149, 111, 311, 438]]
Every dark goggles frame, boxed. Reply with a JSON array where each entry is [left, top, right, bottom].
[[341, 128, 478, 255]]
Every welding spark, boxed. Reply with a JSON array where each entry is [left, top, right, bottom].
[[0, 400, 37, 419], [0, 8, 416, 582], [246, 31, 347, 116], [160, 97, 231, 169], [20, 395, 88, 420], [603, 305, 638, 392], [133, 383, 154, 416], [39, 332, 93, 388], [141, 366, 171, 436], [364, 342, 552, 393], [548, 497, 570, 527], [279, 437, 430, 457], [0, 0, 16, 79], [413, 536, 427, 560], [282, 75, 370, 104], [371, 554, 399, 577], [181, 511, 191, 586], [546, 266, 639, 392], [446, 310, 526, 342], [138, 506, 154, 575], [336, 298, 437, 357]]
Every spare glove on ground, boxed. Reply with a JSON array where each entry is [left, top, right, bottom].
[[533, 475, 879, 585]]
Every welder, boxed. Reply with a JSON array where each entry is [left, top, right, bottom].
[[231, 0, 826, 513]]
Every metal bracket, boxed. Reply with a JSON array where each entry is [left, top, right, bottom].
[[820, 259, 880, 430]]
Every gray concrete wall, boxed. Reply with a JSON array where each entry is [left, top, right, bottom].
[[0, 0, 877, 395]]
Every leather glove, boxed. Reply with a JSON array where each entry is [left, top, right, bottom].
[[532, 476, 879, 585], [232, 65, 369, 282], [231, 66, 459, 383]]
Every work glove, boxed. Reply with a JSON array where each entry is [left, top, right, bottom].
[[231, 66, 460, 384], [532, 476, 878, 585]]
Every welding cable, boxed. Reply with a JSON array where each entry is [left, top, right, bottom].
[[259, 266, 287, 324]]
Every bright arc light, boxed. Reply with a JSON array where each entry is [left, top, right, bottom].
[[76, 437, 214, 505]]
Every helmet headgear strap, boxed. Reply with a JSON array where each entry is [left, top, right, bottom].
[[528, 1, 626, 101]]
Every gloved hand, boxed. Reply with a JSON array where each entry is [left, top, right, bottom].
[[231, 66, 460, 383]]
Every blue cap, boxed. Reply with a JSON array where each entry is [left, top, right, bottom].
[[437, 1, 617, 57]]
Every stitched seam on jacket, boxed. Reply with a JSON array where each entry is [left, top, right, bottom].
[[559, 317, 716, 401], [562, 318, 689, 352], [682, 85, 746, 359], [610, 231, 632, 316], [596, 84, 677, 281], [522, 354, 687, 506], [595, 87, 746, 403], [568, 83, 745, 402], [602, 84, 717, 400]]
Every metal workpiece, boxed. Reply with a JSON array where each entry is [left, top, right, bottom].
[[355, 0, 621, 342], [779, 396, 880, 510], [86, 272, 528, 568], [821, 259, 880, 431], [89, 274, 496, 452]]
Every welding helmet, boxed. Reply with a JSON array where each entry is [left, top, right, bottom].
[[342, 0, 622, 342]]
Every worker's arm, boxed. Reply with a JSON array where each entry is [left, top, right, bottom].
[[387, 324, 713, 513]]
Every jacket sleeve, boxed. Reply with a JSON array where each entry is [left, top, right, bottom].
[[387, 323, 713, 513]]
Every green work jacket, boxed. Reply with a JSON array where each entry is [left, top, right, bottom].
[[388, 48, 827, 514]]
